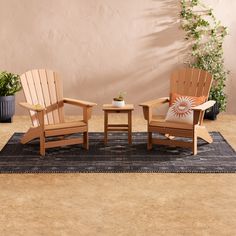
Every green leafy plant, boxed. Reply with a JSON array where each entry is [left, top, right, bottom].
[[180, 0, 229, 111], [0, 71, 22, 96], [113, 92, 126, 101]]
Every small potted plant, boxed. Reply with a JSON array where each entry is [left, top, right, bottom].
[[112, 92, 126, 107], [0, 71, 22, 122]]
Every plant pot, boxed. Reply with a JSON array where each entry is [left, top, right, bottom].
[[112, 100, 125, 107], [0, 95, 15, 123], [204, 102, 220, 120]]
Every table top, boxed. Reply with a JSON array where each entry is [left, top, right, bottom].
[[103, 104, 134, 111]]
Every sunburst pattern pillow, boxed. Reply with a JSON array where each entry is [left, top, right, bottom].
[[165, 93, 206, 124]]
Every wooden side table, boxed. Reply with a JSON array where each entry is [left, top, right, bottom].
[[103, 104, 134, 145]]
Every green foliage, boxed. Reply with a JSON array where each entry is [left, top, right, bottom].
[[180, 0, 229, 111], [113, 92, 126, 101], [0, 71, 22, 96]]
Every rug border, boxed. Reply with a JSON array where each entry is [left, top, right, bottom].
[[0, 170, 236, 174]]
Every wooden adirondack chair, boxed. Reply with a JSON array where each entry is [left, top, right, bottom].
[[140, 67, 216, 155], [19, 69, 96, 156]]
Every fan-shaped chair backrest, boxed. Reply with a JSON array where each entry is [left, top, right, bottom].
[[20, 69, 65, 127], [170, 68, 213, 99]]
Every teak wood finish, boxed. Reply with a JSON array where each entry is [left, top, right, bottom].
[[20, 69, 96, 156], [140, 68, 215, 155], [103, 104, 134, 145]]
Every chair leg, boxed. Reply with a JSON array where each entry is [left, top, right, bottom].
[[83, 132, 89, 150], [21, 127, 40, 144], [147, 132, 152, 150], [192, 130, 197, 155], [40, 134, 45, 156], [197, 127, 213, 143]]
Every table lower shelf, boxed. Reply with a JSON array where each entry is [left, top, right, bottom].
[[107, 128, 129, 132], [107, 124, 129, 127], [107, 123, 130, 132]]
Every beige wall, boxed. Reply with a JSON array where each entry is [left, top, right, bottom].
[[0, 0, 235, 115]]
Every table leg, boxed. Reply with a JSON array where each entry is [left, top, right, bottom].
[[128, 110, 132, 144], [104, 111, 108, 144]]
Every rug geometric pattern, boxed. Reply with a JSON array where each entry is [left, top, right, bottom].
[[0, 132, 235, 173]]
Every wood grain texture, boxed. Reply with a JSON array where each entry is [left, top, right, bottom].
[[170, 67, 212, 98], [20, 69, 95, 156], [54, 72, 65, 123], [103, 105, 134, 144], [39, 69, 54, 124], [20, 73, 38, 126], [141, 67, 214, 155], [103, 104, 134, 111], [46, 70, 60, 124]]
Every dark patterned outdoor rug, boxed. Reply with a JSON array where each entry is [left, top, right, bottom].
[[0, 132, 235, 173]]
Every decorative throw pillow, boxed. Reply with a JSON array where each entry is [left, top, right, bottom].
[[165, 93, 206, 124]]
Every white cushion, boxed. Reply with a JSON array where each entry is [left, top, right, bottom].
[[165, 94, 205, 124]]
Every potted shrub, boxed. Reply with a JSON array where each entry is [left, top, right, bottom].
[[112, 92, 126, 107], [0, 71, 22, 122], [180, 0, 229, 120]]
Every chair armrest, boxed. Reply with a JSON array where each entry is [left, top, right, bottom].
[[139, 97, 169, 108], [64, 98, 96, 122], [19, 102, 45, 112], [19, 102, 45, 128], [192, 100, 216, 111], [139, 97, 169, 122], [63, 98, 97, 107]]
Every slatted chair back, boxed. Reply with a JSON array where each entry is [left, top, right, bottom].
[[170, 68, 213, 99], [20, 69, 65, 127]]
